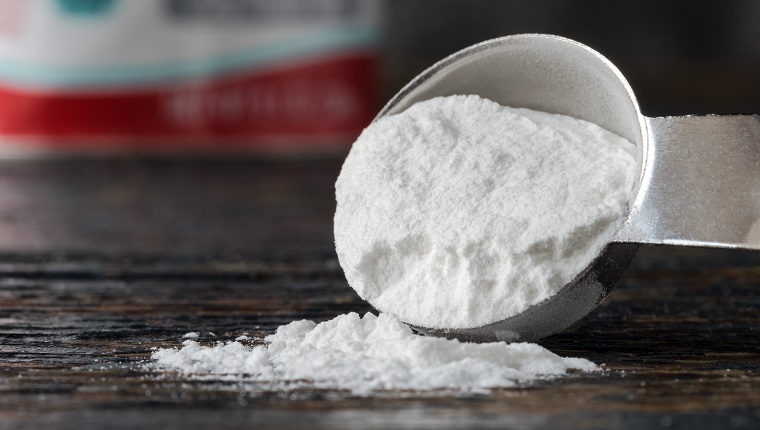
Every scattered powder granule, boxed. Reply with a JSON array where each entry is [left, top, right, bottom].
[[151, 312, 598, 395]]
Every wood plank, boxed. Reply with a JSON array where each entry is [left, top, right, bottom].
[[0, 159, 758, 429]]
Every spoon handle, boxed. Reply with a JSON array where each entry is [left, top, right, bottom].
[[615, 115, 760, 249]]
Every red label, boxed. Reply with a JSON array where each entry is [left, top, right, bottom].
[[0, 53, 378, 152]]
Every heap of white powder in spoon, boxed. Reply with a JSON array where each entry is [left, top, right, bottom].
[[334, 95, 638, 329], [152, 312, 598, 395]]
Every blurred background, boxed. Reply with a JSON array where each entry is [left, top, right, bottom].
[[2, 0, 760, 153], [384, 0, 760, 117], [0, 0, 758, 265]]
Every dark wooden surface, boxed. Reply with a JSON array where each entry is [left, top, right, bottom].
[[1, 158, 759, 430]]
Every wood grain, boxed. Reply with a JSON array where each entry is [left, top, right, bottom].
[[0, 159, 758, 429]]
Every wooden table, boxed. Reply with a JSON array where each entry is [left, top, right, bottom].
[[1, 158, 759, 429]]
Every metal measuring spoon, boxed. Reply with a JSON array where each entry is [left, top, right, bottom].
[[369, 34, 760, 343]]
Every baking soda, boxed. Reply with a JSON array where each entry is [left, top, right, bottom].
[[151, 95, 629, 393], [152, 312, 598, 395], [334, 95, 637, 328]]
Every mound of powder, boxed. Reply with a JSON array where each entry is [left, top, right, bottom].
[[335, 95, 637, 329], [151, 312, 598, 395]]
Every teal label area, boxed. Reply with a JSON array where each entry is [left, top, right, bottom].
[[57, 0, 117, 16]]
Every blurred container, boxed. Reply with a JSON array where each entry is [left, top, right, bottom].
[[0, 0, 381, 155]]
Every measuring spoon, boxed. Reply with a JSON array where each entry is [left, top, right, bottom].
[[373, 34, 760, 343]]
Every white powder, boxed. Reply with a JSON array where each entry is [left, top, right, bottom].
[[151, 95, 628, 394], [334, 95, 637, 329], [152, 312, 598, 395]]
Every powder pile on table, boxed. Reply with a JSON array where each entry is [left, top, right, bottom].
[[335, 95, 637, 328], [151, 312, 598, 395]]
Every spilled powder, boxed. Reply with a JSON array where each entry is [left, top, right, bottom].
[[151, 312, 598, 395], [334, 95, 637, 329]]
